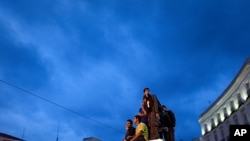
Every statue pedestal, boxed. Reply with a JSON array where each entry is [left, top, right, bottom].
[[149, 139, 164, 141]]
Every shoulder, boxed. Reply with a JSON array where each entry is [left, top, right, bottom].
[[168, 110, 175, 116], [150, 94, 156, 99], [129, 126, 135, 131], [168, 110, 174, 114], [140, 122, 147, 127], [141, 123, 148, 130], [129, 126, 135, 130], [151, 94, 159, 99], [138, 122, 147, 130]]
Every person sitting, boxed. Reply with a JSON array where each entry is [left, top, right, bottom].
[[131, 115, 149, 141], [123, 119, 135, 141]]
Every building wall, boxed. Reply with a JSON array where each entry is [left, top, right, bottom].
[[201, 98, 250, 141], [0, 133, 24, 141], [198, 58, 250, 141], [83, 137, 101, 141], [192, 137, 202, 141]]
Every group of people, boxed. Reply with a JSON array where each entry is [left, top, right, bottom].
[[123, 88, 176, 141]]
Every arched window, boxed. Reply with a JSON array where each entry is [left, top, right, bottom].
[[237, 93, 244, 106], [211, 118, 215, 129], [230, 101, 236, 113], [223, 107, 228, 118], [245, 82, 250, 98], [204, 124, 208, 133], [217, 113, 222, 124]]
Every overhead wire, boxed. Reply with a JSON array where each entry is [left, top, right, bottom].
[[0, 79, 123, 134]]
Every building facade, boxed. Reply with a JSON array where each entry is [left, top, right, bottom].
[[83, 137, 101, 141], [199, 58, 250, 141], [0, 132, 24, 141]]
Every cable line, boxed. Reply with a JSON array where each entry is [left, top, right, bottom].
[[0, 79, 123, 134]]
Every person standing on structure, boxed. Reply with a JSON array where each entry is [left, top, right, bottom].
[[142, 87, 161, 140], [161, 105, 175, 141]]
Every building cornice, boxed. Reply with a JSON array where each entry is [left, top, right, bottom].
[[199, 57, 250, 123]]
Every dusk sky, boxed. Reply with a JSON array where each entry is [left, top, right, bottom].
[[0, 0, 250, 141]]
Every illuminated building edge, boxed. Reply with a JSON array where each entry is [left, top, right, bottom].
[[198, 58, 250, 141]]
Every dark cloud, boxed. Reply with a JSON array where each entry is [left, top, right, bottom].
[[0, 21, 50, 90], [0, 0, 60, 24]]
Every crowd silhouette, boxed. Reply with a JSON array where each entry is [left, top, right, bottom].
[[123, 88, 176, 141]]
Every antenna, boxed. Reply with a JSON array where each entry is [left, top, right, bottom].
[[56, 122, 60, 141], [22, 127, 26, 139]]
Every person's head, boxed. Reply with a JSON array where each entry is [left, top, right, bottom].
[[161, 105, 167, 111], [126, 119, 133, 127], [143, 87, 150, 96], [133, 115, 141, 124]]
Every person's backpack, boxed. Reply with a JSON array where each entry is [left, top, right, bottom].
[[167, 110, 176, 127]]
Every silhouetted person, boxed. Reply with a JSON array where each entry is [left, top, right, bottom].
[[123, 119, 135, 141], [142, 88, 161, 140], [159, 105, 176, 141]]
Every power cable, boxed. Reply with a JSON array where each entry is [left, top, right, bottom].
[[0, 79, 123, 134]]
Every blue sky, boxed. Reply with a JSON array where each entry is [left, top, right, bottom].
[[0, 0, 250, 141]]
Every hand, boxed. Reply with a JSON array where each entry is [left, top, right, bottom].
[[126, 135, 133, 140], [125, 124, 129, 130], [156, 113, 159, 118], [130, 137, 135, 141]]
